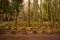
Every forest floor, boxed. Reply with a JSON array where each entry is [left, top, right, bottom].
[[0, 21, 60, 40], [0, 33, 60, 40]]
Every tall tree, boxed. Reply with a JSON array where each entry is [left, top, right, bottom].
[[28, 0, 30, 27], [12, 0, 23, 29], [33, 0, 38, 21], [0, 0, 9, 22]]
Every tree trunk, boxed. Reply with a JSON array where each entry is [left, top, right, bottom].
[[33, 0, 38, 21], [15, 11, 19, 30], [28, 0, 30, 27], [39, 0, 43, 27]]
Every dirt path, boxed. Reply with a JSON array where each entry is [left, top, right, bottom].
[[0, 34, 60, 40]]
